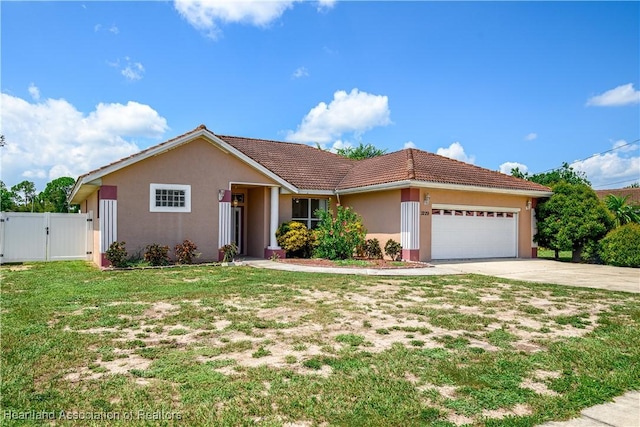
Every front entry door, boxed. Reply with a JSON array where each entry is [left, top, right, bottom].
[[231, 206, 243, 254]]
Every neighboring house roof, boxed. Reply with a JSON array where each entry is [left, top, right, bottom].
[[595, 188, 640, 206], [70, 125, 552, 203]]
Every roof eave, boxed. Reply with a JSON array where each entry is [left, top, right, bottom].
[[69, 179, 101, 205], [336, 180, 553, 198]]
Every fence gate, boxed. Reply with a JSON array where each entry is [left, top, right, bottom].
[[0, 212, 93, 263]]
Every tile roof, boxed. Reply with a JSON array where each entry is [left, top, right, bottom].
[[218, 135, 355, 190], [221, 136, 551, 193], [595, 188, 640, 205], [72, 125, 552, 198]]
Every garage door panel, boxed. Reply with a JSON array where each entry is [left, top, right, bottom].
[[432, 211, 517, 260]]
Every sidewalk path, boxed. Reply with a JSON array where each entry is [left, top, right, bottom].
[[537, 391, 639, 427], [241, 259, 461, 276]]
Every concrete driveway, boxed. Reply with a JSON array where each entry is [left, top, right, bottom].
[[432, 259, 640, 293]]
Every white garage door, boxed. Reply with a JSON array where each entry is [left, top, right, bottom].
[[431, 206, 518, 259]]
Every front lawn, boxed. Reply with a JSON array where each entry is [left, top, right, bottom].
[[1, 262, 639, 426]]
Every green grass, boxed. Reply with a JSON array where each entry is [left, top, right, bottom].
[[537, 248, 573, 262], [1, 261, 639, 426]]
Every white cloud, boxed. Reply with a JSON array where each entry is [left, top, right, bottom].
[[286, 88, 391, 143], [317, 0, 336, 11], [524, 132, 537, 141], [404, 141, 417, 149], [436, 142, 475, 164], [174, 0, 296, 39], [572, 140, 640, 188], [330, 140, 350, 152], [94, 23, 119, 34], [612, 139, 638, 153], [586, 83, 640, 107], [121, 61, 145, 81], [292, 66, 309, 79], [0, 93, 168, 189], [109, 57, 145, 81], [28, 83, 40, 101], [499, 161, 528, 175]]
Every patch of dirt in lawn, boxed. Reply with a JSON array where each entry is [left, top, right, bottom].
[[448, 413, 475, 426], [257, 307, 309, 322], [60, 280, 613, 390], [482, 403, 532, 419], [144, 302, 180, 319], [3, 264, 32, 271], [520, 378, 560, 396], [64, 351, 151, 383]]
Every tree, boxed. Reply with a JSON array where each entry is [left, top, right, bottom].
[[0, 181, 16, 211], [336, 143, 387, 160], [604, 194, 640, 227], [625, 182, 640, 189], [535, 183, 614, 262], [10, 180, 39, 212], [511, 162, 590, 186], [40, 177, 77, 213]]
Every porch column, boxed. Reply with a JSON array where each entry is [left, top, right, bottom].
[[99, 185, 117, 267], [218, 189, 232, 261], [400, 188, 420, 261], [265, 186, 285, 259]]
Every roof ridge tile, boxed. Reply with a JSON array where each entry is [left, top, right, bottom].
[[406, 148, 416, 180]]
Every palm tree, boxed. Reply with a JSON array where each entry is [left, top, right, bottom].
[[605, 194, 640, 227]]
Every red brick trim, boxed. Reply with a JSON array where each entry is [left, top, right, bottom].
[[264, 248, 286, 260], [219, 189, 231, 203], [99, 185, 117, 200], [402, 249, 420, 262], [401, 188, 420, 202], [101, 253, 111, 268]]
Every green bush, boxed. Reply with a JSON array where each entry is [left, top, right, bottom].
[[174, 239, 199, 264], [105, 241, 128, 268], [276, 221, 314, 258], [144, 243, 170, 266], [384, 239, 402, 261], [220, 242, 238, 263], [363, 238, 383, 259], [314, 205, 367, 260], [599, 223, 640, 268]]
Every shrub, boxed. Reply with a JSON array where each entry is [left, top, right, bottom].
[[105, 241, 128, 268], [220, 242, 238, 263], [314, 205, 367, 260], [384, 239, 402, 261], [363, 238, 383, 259], [144, 243, 170, 266], [174, 239, 199, 264], [276, 221, 314, 258], [599, 223, 640, 268]]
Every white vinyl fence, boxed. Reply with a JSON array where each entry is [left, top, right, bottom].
[[0, 212, 93, 263]]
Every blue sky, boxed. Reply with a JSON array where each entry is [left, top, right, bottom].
[[1, 1, 638, 191]]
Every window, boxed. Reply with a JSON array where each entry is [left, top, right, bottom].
[[292, 198, 328, 228], [150, 183, 191, 213]]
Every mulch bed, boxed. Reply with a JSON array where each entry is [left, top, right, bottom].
[[277, 258, 433, 269]]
